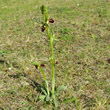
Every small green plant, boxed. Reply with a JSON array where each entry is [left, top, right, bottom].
[[33, 5, 79, 109]]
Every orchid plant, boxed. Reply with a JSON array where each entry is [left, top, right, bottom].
[[33, 5, 80, 110]]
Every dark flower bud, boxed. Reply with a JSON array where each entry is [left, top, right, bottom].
[[35, 65, 38, 69], [55, 61, 59, 64], [40, 64, 45, 67], [41, 25, 46, 32], [107, 58, 110, 64], [49, 18, 54, 23]]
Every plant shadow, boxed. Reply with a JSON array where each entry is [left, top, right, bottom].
[[8, 72, 45, 94], [8, 72, 26, 78], [30, 79, 44, 93]]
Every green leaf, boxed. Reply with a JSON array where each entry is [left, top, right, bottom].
[[41, 87, 47, 95], [42, 81, 50, 95], [54, 98, 59, 108], [63, 97, 81, 110], [39, 95, 46, 102], [55, 85, 67, 96], [43, 80, 48, 89], [62, 97, 76, 104], [46, 95, 51, 102], [35, 95, 39, 101], [26, 105, 34, 110]]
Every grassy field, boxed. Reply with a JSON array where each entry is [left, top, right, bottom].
[[0, 0, 110, 109]]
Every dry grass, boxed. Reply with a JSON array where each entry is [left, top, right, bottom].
[[0, 0, 110, 109]]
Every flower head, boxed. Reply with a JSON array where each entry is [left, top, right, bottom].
[[55, 61, 59, 64], [49, 18, 54, 23], [40, 64, 45, 67], [35, 65, 38, 69], [41, 25, 46, 32]]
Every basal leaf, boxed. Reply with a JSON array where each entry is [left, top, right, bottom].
[[39, 95, 46, 102], [35, 95, 39, 101], [55, 85, 67, 96], [41, 87, 47, 95], [46, 95, 51, 102], [62, 97, 76, 104]]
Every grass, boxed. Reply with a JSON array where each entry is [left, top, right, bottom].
[[0, 0, 110, 109]]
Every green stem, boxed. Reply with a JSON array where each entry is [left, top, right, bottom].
[[39, 65, 47, 81], [47, 25, 55, 100], [38, 65, 49, 95], [41, 5, 55, 102]]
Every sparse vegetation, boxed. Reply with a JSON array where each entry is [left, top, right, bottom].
[[0, 0, 110, 110]]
